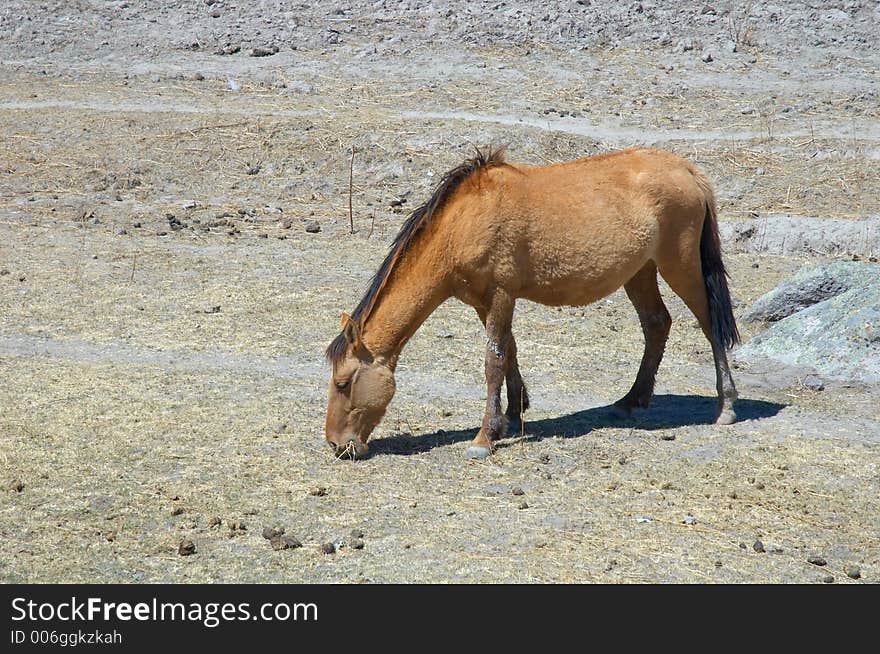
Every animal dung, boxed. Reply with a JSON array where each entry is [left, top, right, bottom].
[[262, 526, 284, 540], [178, 540, 196, 556], [270, 535, 302, 551]]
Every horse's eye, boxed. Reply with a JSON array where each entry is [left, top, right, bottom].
[[335, 379, 350, 391]]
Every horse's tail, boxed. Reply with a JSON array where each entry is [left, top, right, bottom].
[[690, 166, 740, 350]]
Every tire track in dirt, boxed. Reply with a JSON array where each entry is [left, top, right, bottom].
[[0, 332, 483, 405], [4, 100, 878, 144]]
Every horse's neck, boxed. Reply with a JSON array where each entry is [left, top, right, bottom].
[[361, 235, 451, 368]]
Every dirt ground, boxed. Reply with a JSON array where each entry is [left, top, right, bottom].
[[1, 1, 878, 583]]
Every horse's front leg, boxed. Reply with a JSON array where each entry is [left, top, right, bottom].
[[474, 306, 530, 427], [466, 293, 514, 459]]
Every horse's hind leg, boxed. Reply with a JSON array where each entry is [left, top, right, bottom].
[[658, 260, 738, 424], [503, 334, 530, 424], [467, 293, 515, 459], [613, 261, 671, 416], [474, 307, 530, 429]]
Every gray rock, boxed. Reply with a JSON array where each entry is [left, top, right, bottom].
[[802, 374, 824, 391], [738, 263, 880, 383], [743, 262, 869, 323], [250, 46, 279, 57]]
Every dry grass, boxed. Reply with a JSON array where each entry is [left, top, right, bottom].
[[1, 61, 878, 584]]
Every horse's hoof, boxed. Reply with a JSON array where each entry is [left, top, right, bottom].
[[716, 409, 737, 425], [465, 445, 492, 459]]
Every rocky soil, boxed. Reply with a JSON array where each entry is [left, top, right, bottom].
[[1, 1, 878, 583]]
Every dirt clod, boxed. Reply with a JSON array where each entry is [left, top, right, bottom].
[[9, 480, 24, 493], [349, 538, 365, 550], [320, 542, 336, 555], [271, 535, 302, 550], [807, 555, 827, 566], [262, 526, 284, 540], [167, 214, 186, 231], [512, 487, 525, 496], [178, 540, 196, 556], [844, 565, 861, 579], [350, 529, 364, 539], [753, 540, 765, 553], [309, 486, 327, 497], [249, 46, 278, 57], [305, 221, 321, 233]]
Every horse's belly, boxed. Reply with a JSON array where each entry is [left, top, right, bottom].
[[517, 268, 632, 306], [514, 233, 652, 306]]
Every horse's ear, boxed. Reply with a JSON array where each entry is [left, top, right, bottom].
[[340, 313, 362, 348]]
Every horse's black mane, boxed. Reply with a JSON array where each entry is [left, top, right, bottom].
[[325, 146, 506, 364]]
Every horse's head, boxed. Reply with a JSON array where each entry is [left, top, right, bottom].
[[325, 313, 396, 459]]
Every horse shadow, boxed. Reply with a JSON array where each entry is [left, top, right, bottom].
[[369, 394, 786, 456]]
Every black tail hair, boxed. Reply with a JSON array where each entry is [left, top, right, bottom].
[[698, 184, 740, 350]]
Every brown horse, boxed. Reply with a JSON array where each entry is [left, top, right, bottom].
[[325, 147, 739, 459]]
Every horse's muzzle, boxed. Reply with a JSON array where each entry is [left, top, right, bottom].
[[332, 438, 369, 460]]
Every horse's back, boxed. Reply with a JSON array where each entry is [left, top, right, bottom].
[[448, 148, 710, 306]]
